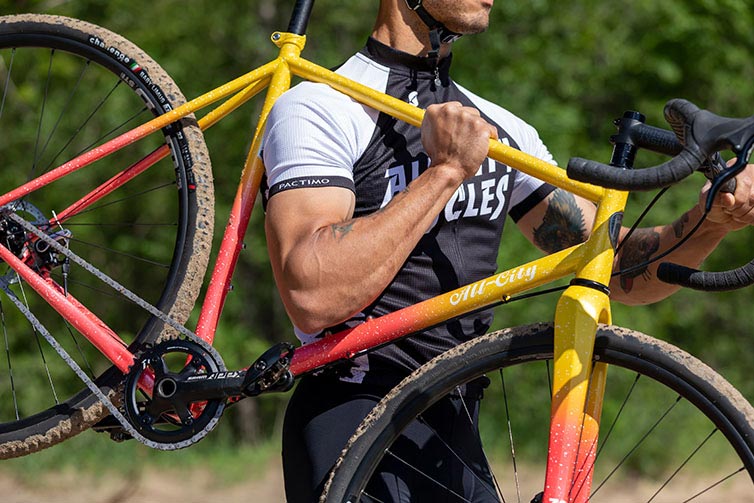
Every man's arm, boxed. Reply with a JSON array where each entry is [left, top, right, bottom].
[[265, 102, 498, 333], [515, 167, 754, 305]]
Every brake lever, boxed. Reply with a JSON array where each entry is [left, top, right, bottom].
[[704, 135, 754, 212], [700, 152, 735, 193]]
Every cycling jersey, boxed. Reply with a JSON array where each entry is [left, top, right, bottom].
[[262, 37, 556, 387]]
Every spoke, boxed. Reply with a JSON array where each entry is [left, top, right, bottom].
[[31, 49, 55, 181], [384, 448, 473, 503], [681, 467, 746, 502], [647, 428, 717, 502], [64, 180, 176, 220], [455, 384, 506, 502], [44, 101, 149, 176], [0, 48, 15, 122], [499, 369, 518, 503], [359, 492, 388, 503], [41, 78, 129, 175], [36, 59, 90, 171], [63, 320, 96, 379], [398, 406, 502, 501], [49, 272, 129, 300], [63, 222, 177, 227], [69, 100, 146, 159], [591, 395, 682, 497], [2, 233, 59, 405], [595, 373, 641, 460], [1, 298, 20, 420], [569, 368, 603, 501], [13, 274, 59, 405], [66, 236, 170, 269]]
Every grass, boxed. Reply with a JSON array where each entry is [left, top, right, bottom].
[[2, 427, 282, 487]]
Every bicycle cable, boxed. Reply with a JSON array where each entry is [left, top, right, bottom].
[[614, 187, 669, 255], [611, 209, 709, 281]]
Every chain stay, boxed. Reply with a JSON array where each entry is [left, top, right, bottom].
[[2, 211, 226, 450], [0, 278, 211, 450]]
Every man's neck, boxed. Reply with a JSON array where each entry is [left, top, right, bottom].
[[371, 1, 452, 58]]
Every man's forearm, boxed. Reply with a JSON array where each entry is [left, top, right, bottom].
[[611, 204, 728, 304]]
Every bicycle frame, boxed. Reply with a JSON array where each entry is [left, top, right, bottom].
[[0, 15, 634, 503]]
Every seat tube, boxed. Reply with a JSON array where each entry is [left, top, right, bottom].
[[196, 34, 304, 342]]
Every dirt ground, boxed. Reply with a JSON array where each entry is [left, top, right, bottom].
[[1, 461, 285, 503], [2, 461, 753, 502]]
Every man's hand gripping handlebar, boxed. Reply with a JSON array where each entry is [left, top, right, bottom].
[[567, 99, 754, 291]]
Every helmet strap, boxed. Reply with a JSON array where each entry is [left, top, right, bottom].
[[404, 0, 461, 62]]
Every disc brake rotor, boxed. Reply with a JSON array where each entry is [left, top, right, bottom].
[[0, 201, 66, 283]]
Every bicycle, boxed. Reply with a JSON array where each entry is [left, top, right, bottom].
[[1, 1, 754, 502]]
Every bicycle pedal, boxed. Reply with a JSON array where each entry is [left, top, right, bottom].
[[92, 415, 133, 442], [242, 342, 295, 397]]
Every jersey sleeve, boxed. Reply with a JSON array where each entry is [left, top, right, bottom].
[[505, 121, 558, 221], [262, 82, 377, 199]]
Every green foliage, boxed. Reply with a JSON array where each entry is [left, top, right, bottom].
[[1, 0, 754, 475]]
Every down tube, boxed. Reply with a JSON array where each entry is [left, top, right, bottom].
[[289, 244, 584, 376]]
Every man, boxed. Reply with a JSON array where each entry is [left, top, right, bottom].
[[262, 0, 754, 500]]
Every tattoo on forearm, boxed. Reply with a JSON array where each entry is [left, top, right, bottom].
[[618, 228, 660, 293], [533, 191, 587, 253], [330, 222, 355, 240], [672, 213, 689, 238]]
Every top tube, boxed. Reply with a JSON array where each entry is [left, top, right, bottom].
[[287, 0, 315, 35]]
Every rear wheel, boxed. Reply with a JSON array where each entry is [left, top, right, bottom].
[[323, 323, 754, 502], [0, 15, 214, 458]]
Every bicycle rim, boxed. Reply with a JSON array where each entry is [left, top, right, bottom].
[[0, 15, 214, 457], [324, 323, 754, 502]]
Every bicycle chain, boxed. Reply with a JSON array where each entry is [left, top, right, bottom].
[[4, 211, 226, 450]]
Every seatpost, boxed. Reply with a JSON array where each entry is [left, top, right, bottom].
[[287, 0, 315, 35]]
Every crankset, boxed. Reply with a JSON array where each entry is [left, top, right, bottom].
[[117, 340, 295, 446], [123, 339, 228, 444]]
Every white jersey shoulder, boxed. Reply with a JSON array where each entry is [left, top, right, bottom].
[[262, 52, 388, 188]]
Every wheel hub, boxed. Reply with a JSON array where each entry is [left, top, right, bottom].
[[0, 202, 71, 282]]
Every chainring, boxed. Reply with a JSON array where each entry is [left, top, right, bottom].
[[123, 339, 227, 444]]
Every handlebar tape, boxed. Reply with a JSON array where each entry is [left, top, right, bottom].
[[629, 123, 682, 156], [567, 99, 754, 191], [567, 148, 703, 190], [657, 261, 754, 291]]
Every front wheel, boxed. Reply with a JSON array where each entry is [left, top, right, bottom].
[[323, 323, 754, 502]]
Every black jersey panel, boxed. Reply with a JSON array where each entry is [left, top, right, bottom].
[[343, 41, 528, 385]]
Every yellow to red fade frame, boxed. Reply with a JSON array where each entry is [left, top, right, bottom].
[[2, 30, 630, 502]]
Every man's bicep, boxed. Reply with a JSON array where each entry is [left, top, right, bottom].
[[515, 188, 596, 254], [265, 186, 356, 268]]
